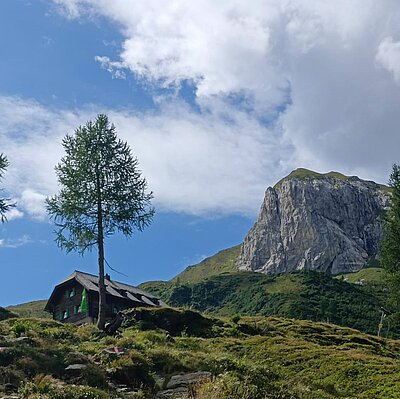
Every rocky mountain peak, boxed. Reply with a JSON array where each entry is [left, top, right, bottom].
[[236, 169, 390, 275]]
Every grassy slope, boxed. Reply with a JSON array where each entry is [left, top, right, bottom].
[[7, 300, 49, 319], [336, 267, 385, 285], [140, 245, 240, 294], [145, 270, 392, 337], [1, 309, 400, 398], [171, 245, 240, 284], [274, 167, 391, 193]]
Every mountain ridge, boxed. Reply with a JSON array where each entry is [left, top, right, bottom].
[[237, 168, 390, 275]]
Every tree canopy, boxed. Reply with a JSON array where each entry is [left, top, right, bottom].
[[46, 114, 154, 328], [0, 154, 15, 222], [380, 164, 400, 304]]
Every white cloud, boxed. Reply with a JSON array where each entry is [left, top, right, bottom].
[[0, 235, 34, 249], [3, 1, 400, 219], [50, 0, 400, 186], [376, 36, 400, 82], [5, 208, 24, 221], [0, 95, 288, 216]]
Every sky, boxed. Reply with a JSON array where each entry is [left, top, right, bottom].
[[1, 0, 400, 306]]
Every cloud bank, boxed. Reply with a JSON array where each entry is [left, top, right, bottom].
[[52, 0, 400, 180], [2, 1, 400, 218], [0, 96, 288, 217]]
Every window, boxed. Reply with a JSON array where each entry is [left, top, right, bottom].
[[65, 288, 76, 298], [63, 309, 69, 319], [73, 305, 78, 315], [112, 306, 119, 314]]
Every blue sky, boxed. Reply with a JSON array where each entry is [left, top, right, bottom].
[[1, 0, 400, 306]]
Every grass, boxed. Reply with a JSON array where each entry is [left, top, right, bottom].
[[171, 245, 241, 284], [336, 268, 385, 285], [7, 300, 48, 319], [145, 270, 394, 337], [1, 308, 400, 398], [140, 245, 240, 293], [0, 307, 18, 321], [274, 167, 391, 193]]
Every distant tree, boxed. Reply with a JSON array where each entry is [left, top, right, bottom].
[[0, 154, 15, 222], [380, 164, 400, 304], [46, 114, 154, 329]]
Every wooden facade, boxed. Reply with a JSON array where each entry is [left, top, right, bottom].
[[44, 271, 165, 325]]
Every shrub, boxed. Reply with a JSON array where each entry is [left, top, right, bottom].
[[11, 320, 31, 337], [0, 366, 25, 385], [108, 351, 155, 389], [82, 364, 107, 389]]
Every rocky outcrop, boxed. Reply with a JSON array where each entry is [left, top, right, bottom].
[[236, 169, 390, 275]]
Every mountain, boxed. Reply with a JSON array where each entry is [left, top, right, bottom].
[[1, 308, 400, 398], [7, 300, 48, 319], [237, 168, 390, 275]]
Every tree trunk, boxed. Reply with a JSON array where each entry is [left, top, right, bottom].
[[96, 166, 107, 330]]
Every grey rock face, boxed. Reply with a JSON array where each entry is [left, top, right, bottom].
[[236, 173, 390, 275]]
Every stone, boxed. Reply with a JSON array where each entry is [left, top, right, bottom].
[[166, 371, 212, 389], [155, 387, 189, 399], [236, 170, 390, 275], [65, 363, 88, 371]]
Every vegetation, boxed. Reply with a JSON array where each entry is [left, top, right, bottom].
[[380, 164, 400, 307], [1, 308, 400, 398], [274, 167, 391, 192], [143, 270, 394, 337], [0, 153, 15, 222], [0, 307, 18, 321], [172, 245, 240, 284], [335, 268, 385, 285], [7, 300, 48, 319], [46, 114, 154, 329]]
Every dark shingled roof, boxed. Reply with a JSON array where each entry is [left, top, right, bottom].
[[45, 270, 167, 311]]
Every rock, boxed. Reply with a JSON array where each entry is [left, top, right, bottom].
[[0, 307, 18, 321], [9, 337, 31, 344], [4, 383, 17, 393], [166, 371, 212, 389], [155, 387, 189, 399], [65, 363, 88, 371], [237, 169, 390, 275], [155, 372, 212, 398]]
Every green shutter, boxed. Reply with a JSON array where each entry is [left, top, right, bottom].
[[79, 290, 87, 313]]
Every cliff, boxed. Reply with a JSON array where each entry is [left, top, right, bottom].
[[236, 168, 390, 275]]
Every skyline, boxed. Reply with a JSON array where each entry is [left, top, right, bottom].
[[1, 0, 400, 306]]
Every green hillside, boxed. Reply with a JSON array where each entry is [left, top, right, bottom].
[[144, 270, 393, 337], [7, 300, 49, 319], [336, 267, 385, 285], [274, 167, 391, 192], [171, 245, 240, 284], [140, 245, 240, 294], [1, 308, 400, 398]]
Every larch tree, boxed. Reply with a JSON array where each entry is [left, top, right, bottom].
[[46, 114, 154, 329], [380, 164, 400, 305], [0, 154, 15, 222]]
